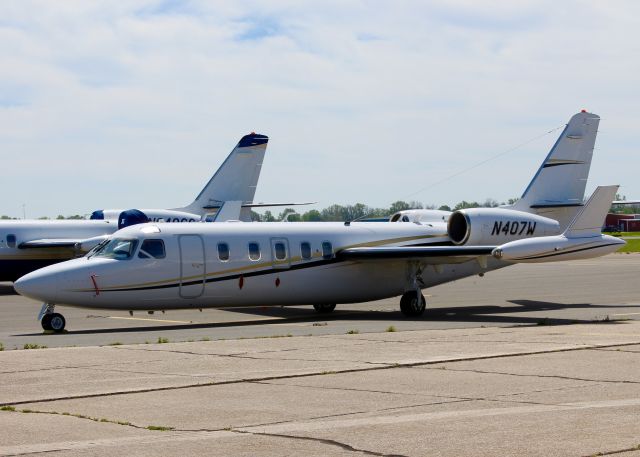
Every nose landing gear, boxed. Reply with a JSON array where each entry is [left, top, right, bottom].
[[38, 303, 66, 333]]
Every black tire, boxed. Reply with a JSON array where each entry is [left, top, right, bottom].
[[313, 304, 336, 313], [49, 313, 66, 333], [41, 314, 53, 331], [400, 291, 426, 317]]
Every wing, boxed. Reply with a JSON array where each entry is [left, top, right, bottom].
[[337, 246, 496, 263], [19, 235, 109, 252], [19, 239, 82, 249]]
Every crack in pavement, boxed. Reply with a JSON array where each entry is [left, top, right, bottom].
[[231, 429, 409, 457], [0, 357, 179, 375], [425, 367, 640, 385], [593, 348, 640, 354], [254, 380, 576, 408], [4, 341, 640, 407], [581, 443, 640, 456]]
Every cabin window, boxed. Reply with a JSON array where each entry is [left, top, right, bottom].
[[248, 242, 261, 261], [93, 238, 138, 260], [138, 239, 166, 259], [6, 234, 16, 248], [322, 241, 333, 259], [217, 242, 230, 261], [274, 242, 287, 260], [301, 242, 312, 260]]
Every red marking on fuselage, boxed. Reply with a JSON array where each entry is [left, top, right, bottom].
[[90, 274, 100, 296]]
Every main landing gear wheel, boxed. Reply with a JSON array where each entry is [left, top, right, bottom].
[[313, 304, 336, 313], [400, 291, 426, 317]]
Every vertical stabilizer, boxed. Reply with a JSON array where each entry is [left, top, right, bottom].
[[512, 111, 599, 227], [564, 185, 618, 238], [176, 133, 268, 217]]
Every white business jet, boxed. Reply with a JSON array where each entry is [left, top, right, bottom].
[[0, 133, 309, 281], [14, 112, 624, 333]]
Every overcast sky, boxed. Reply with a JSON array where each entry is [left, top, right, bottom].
[[1, 1, 638, 217]]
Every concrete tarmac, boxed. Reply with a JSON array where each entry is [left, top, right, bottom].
[[1, 322, 640, 456], [0, 254, 640, 455], [0, 255, 639, 349]]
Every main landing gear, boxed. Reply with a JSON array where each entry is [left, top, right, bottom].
[[39, 303, 66, 333], [400, 261, 426, 317], [399, 290, 426, 317], [313, 304, 336, 313]]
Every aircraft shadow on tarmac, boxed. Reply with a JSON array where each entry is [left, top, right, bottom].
[[15, 299, 636, 337]]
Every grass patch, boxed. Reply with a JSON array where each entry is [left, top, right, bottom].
[[23, 343, 47, 350], [0, 342, 3, 351], [200, 337, 210, 341], [617, 239, 640, 253], [346, 329, 360, 334], [386, 325, 397, 332], [146, 425, 174, 431], [1, 406, 15, 411], [157, 337, 169, 344], [607, 231, 640, 238], [312, 322, 328, 327], [108, 342, 122, 346]]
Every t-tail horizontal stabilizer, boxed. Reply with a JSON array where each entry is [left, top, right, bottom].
[[493, 185, 624, 262], [175, 133, 269, 219]]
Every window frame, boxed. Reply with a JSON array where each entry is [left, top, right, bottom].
[[217, 242, 230, 262], [6, 234, 16, 248], [248, 241, 261, 261], [137, 239, 166, 260], [300, 241, 312, 260], [322, 241, 334, 260]]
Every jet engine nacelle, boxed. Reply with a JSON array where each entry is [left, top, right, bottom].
[[447, 208, 560, 246], [91, 209, 202, 224], [492, 234, 624, 263], [390, 209, 452, 223]]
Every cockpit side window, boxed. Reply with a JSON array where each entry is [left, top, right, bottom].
[[92, 238, 138, 260], [6, 234, 16, 248], [138, 239, 166, 259]]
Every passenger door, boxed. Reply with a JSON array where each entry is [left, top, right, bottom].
[[178, 235, 205, 298]]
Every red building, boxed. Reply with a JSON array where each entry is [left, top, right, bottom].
[[605, 213, 640, 231]]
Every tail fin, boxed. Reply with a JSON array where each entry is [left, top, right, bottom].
[[176, 133, 268, 217], [564, 185, 618, 238], [512, 111, 600, 227]]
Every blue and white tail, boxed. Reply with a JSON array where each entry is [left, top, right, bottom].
[[175, 133, 268, 218], [511, 111, 600, 228]]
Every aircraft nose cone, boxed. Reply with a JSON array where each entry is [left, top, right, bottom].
[[14, 269, 59, 303]]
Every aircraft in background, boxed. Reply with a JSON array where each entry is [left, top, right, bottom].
[[13, 111, 623, 333], [0, 133, 311, 281]]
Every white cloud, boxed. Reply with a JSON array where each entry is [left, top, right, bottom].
[[0, 0, 638, 217]]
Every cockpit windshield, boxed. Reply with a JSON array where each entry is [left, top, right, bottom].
[[90, 238, 139, 260]]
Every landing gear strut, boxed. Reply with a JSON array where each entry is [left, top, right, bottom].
[[400, 261, 426, 317], [38, 303, 66, 333], [399, 290, 426, 317], [313, 304, 336, 313]]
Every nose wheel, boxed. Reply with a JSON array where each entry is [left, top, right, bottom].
[[38, 303, 66, 333]]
